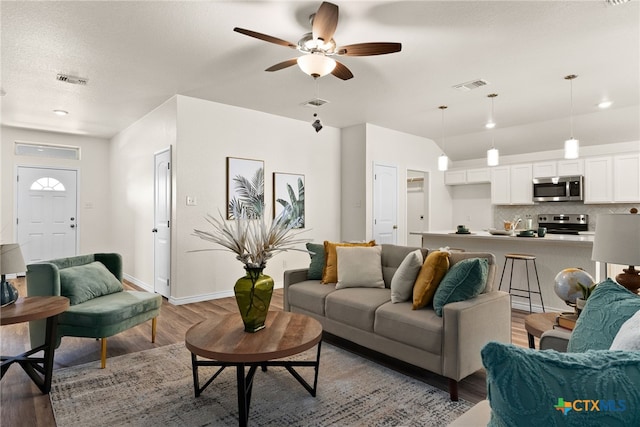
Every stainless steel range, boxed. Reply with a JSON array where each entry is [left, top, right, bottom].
[[537, 214, 588, 235]]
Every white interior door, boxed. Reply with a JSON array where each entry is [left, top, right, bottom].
[[153, 148, 171, 298], [16, 167, 78, 263], [373, 163, 398, 244]]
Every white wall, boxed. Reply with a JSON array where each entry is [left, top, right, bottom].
[[173, 96, 341, 303], [109, 97, 178, 291], [1, 126, 112, 253], [450, 183, 492, 231], [340, 124, 367, 242]]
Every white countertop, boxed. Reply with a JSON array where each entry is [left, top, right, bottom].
[[411, 230, 595, 244]]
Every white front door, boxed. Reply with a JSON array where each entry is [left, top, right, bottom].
[[153, 148, 171, 298], [16, 167, 78, 263], [373, 163, 398, 244]]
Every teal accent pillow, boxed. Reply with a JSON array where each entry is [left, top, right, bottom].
[[306, 242, 325, 280], [568, 278, 640, 352], [59, 261, 124, 305], [482, 341, 640, 427], [432, 257, 488, 316]]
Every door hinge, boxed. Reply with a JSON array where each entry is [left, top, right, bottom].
[[167, 163, 170, 170], [167, 220, 170, 227], [16, 218, 19, 225]]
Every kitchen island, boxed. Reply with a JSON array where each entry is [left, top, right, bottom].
[[411, 230, 598, 312]]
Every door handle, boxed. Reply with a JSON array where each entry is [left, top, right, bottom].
[[152, 228, 158, 233], [393, 225, 398, 229], [70, 224, 76, 229]]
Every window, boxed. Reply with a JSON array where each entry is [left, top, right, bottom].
[[30, 177, 66, 191]]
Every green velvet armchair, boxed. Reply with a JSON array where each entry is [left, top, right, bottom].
[[27, 253, 162, 368]]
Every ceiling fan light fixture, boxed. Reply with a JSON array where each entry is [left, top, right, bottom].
[[297, 53, 336, 78]]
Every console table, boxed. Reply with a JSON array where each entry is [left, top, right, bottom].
[[185, 311, 323, 427], [1, 296, 69, 393]]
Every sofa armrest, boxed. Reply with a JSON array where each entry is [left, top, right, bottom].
[[26, 263, 62, 297], [94, 253, 123, 282], [283, 268, 309, 311], [442, 291, 511, 381], [539, 329, 571, 352]]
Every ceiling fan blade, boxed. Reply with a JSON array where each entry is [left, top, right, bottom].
[[336, 42, 402, 56], [312, 2, 339, 43], [265, 58, 299, 72], [331, 60, 354, 80], [233, 27, 297, 49]]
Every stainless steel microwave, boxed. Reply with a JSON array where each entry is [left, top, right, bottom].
[[532, 176, 583, 202]]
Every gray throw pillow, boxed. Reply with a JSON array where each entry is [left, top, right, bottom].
[[390, 249, 423, 303], [335, 246, 385, 289]]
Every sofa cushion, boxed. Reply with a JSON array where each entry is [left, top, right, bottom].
[[321, 240, 375, 284], [287, 280, 336, 316], [58, 291, 161, 328], [381, 244, 428, 288], [336, 246, 385, 289], [482, 341, 640, 427], [610, 309, 640, 351], [412, 250, 449, 310], [59, 261, 124, 305], [374, 302, 443, 354], [433, 258, 488, 317], [568, 278, 640, 352], [306, 242, 325, 280], [325, 288, 390, 332], [390, 249, 423, 303]]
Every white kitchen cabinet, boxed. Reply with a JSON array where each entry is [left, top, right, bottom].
[[613, 153, 640, 202], [444, 170, 467, 185], [533, 162, 556, 178], [466, 168, 491, 183], [557, 159, 584, 176], [584, 156, 613, 203], [491, 164, 533, 205], [445, 168, 490, 185]]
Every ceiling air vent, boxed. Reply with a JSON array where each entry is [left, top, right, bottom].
[[452, 79, 489, 92], [56, 74, 89, 85], [301, 98, 329, 108]]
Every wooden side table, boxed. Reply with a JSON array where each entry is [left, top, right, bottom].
[[524, 312, 561, 349], [1, 296, 69, 393], [186, 311, 323, 427]]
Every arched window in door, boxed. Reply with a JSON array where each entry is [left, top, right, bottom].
[[30, 177, 66, 191]]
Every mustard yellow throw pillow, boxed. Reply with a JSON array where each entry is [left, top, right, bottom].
[[321, 240, 376, 284], [412, 250, 450, 309]]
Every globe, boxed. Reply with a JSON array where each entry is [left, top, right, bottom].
[[554, 268, 595, 305]]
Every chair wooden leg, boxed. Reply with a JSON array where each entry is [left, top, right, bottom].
[[101, 338, 107, 369], [151, 317, 157, 343]]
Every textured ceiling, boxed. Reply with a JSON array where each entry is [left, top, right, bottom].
[[1, 1, 639, 161]]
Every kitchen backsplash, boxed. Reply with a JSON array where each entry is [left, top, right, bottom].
[[494, 203, 638, 231]]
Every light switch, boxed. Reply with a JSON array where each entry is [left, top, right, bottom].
[[186, 196, 197, 206]]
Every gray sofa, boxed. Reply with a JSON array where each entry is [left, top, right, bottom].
[[284, 244, 512, 400]]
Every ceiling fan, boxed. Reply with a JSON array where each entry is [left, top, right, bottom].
[[233, 1, 402, 80]]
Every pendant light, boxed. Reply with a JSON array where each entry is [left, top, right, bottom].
[[437, 105, 449, 171], [564, 74, 579, 160], [486, 94, 499, 166]]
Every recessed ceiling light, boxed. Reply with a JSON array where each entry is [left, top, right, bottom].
[[485, 121, 496, 129], [597, 101, 613, 109], [53, 110, 69, 116]]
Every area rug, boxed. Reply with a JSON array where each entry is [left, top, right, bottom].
[[50, 342, 472, 426]]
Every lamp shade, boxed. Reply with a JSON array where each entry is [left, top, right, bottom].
[[438, 154, 448, 171], [0, 243, 26, 275], [564, 138, 579, 160], [592, 214, 640, 266], [297, 54, 336, 78], [487, 147, 499, 166]]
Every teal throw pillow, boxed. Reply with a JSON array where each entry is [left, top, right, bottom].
[[568, 278, 640, 352], [306, 242, 325, 280], [482, 341, 640, 427], [432, 257, 488, 316], [59, 261, 124, 305]]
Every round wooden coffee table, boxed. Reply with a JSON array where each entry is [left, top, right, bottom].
[[524, 312, 561, 349], [185, 311, 323, 427], [1, 296, 70, 393]]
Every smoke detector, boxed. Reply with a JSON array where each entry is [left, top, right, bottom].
[[452, 79, 489, 92], [301, 98, 329, 108], [56, 74, 89, 85]]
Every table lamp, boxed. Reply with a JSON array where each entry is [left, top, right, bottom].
[[1, 243, 26, 306], [591, 211, 640, 294]]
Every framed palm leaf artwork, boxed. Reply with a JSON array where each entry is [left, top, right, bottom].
[[227, 157, 264, 219], [273, 172, 305, 228]]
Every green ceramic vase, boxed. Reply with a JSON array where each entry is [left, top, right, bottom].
[[234, 267, 274, 332]]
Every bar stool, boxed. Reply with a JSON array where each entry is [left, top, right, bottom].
[[499, 253, 545, 313]]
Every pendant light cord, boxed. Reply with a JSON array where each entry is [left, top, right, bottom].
[[569, 78, 574, 138]]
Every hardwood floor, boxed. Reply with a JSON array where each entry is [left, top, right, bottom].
[[1, 278, 533, 426]]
